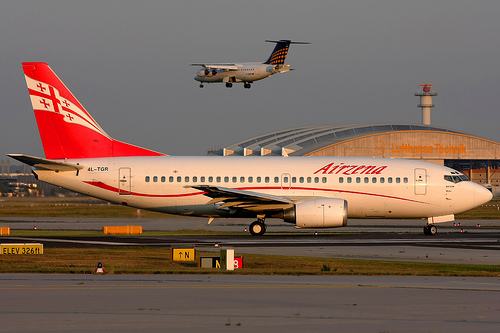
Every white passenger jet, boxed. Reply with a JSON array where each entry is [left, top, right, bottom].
[[9, 63, 492, 235], [191, 40, 309, 88]]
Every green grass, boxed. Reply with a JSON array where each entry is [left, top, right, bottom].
[[456, 197, 500, 219], [0, 197, 166, 218], [0, 247, 499, 276]]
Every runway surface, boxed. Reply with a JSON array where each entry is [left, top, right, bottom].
[[1, 274, 499, 333]]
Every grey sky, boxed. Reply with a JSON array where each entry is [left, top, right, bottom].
[[1, 0, 499, 160]]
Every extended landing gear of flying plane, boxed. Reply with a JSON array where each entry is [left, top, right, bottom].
[[244, 83, 251, 89], [249, 219, 267, 236], [225, 82, 233, 88], [199, 84, 204, 88], [423, 224, 437, 236]]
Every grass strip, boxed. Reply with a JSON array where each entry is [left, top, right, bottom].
[[0, 247, 499, 276]]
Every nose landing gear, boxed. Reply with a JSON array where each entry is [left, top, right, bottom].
[[423, 224, 437, 235]]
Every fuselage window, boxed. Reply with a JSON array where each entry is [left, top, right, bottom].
[[292, 177, 297, 183], [232, 177, 237, 183], [380, 177, 385, 183], [177, 176, 182, 182], [396, 177, 400, 183], [314, 177, 319, 183], [185, 176, 189, 183], [209, 176, 214, 183], [372, 177, 377, 183], [201, 176, 206, 182], [240, 176, 245, 183], [307, 177, 312, 183], [224, 176, 229, 183], [257, 176, 262, 183], [356, 177, 361, 183], [299, 177, 304, 183], [193, 176, 198, 183], [283, 176, 289, 183], [347, 177, 352, 183], [339, 177, 344, 183], [145, 176, 150, 182], [364, 177, 369, 183], [388, 177, 392, 183], [161, 176, 166, 182], [265, 177, 270, 183], [153, 176, 158, 182], [403, 177, 408, 183], [274, 177, 279, 183], [216, 176, 221, 183], [322, 177, 327, 183], [169, 176, 174, 182], [248, 176, 253, 183]]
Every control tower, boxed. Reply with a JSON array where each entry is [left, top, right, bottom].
[[415, 84, 437, 125]]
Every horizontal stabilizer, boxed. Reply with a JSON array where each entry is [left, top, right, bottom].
[[7, 154, 84, 172]]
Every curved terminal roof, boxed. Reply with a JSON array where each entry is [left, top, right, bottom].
[[209, 123, 469, 156]]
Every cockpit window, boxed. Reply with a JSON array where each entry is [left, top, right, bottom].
[[444, 174, 469, 183]]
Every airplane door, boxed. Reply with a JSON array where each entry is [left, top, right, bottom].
[[414, 168, 427, 195], [281, 173, 291, 189], [119, 167, 131, 195]]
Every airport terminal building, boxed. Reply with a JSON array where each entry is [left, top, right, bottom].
[[209, 123, 500, 195]]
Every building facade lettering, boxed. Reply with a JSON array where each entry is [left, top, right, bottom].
[[390, 143, 466, 155]]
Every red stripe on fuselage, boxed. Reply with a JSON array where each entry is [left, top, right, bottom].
[[83, 181, 427, 203]]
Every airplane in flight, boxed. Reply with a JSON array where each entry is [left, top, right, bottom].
[[190, 40, 309, 88], [9, 63, 492, 236]]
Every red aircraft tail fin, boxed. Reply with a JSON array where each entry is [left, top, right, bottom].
[[22, 62, 164, 159]]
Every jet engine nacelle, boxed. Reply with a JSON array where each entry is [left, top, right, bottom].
[[283, 198, 348, 228], [197, 69, 217, 77]]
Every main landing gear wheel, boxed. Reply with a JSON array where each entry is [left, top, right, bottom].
[[423, 224, 437, 236], [225, 82, 233, 88], [199, 84, 204, 88], [244, 83, 251, 89], [249, 220, 267, 236]]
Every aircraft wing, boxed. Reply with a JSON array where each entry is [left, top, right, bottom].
[[188, 185, 294, 212], [190, 63, 239, 71], [7, 154, 84, 172]]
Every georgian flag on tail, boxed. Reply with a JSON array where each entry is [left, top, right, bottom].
[[22, 63, 164, 159], [25, 73, 110, 139]]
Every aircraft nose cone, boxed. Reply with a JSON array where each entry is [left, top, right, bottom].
[[474, 184, 493, 207]]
